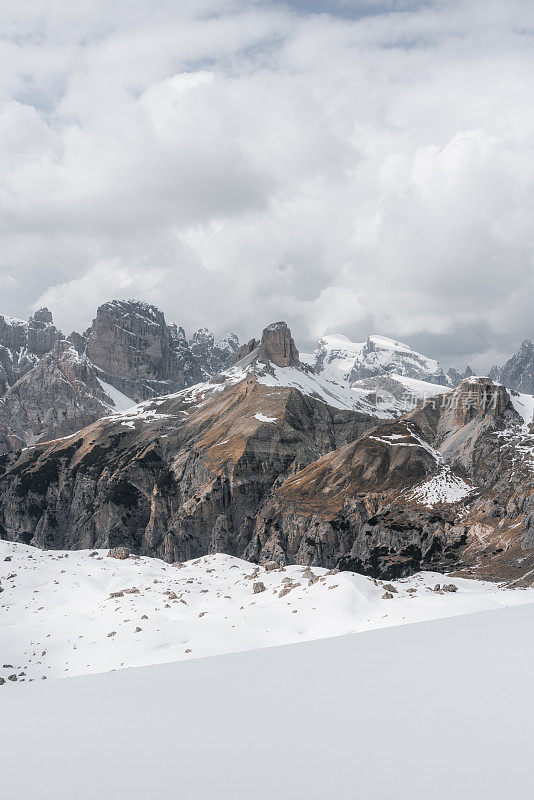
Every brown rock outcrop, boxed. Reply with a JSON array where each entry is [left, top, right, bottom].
[[0, 375, 373, 555], [257, 322, 299, 367], [230, 338, 259, 367]]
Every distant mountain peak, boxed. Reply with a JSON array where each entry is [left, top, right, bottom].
[[490, 339, 534, 394], [303, 332, 447, 387]]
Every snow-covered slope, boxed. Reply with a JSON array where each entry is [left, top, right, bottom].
[[103, 357, 398, 422], [509, 389, 534, 428], [405, 465, 474, 507], [301, 334, 364, 381], [96, 377, 136, 413], [89, 327, 457, 433], [2, 603, 534, 799], [304, 333, 447, 386], [256, 363, 394, 417], [2, 540, 533, 684]]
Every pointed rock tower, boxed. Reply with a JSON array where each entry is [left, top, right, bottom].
[[257, 322, 300, 368]]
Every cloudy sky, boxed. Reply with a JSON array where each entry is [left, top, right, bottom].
[[1, 0, 533, 370]]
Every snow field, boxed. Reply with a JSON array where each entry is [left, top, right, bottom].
[[2, 540, 534, 684]]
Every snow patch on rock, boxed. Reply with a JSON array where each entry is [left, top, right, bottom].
[[406, 466, 474, 507], [254, 413, 277, 423]]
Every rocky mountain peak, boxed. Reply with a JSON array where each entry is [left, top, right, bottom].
[[348, 335, 447, 385], [304, 332, 447, 386], [0, 314, 28, 352], [191, 327, 214, 346], [490, 339, 534, 394], [446, 364, 475, 386], [85, 299, 182, 401], [1, 314, 534, 586], [188, 326, 240, 377], [26, 307, 63, 356], [258, 322, 300, 368], [451, 377, 511, 426], [0, 298, 242, 451], [230, 338, 260, 367], [217, 332, 240, 355], [29, 307, 54, 325], [189, 328, 215, 361], [0, 307, 63, 395]]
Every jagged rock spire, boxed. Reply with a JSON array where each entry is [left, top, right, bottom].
[[258, 322, 300, 368]]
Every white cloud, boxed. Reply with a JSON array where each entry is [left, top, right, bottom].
[[1, 0, 534, 368]]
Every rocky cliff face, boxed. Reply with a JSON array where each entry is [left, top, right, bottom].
[[230, 338, 260, 367], [258, 322, 300, 367], [0, 341, 115, 453], [85, 300, 185, 401], [189, 328, 240, 378], [446, 365, 474, 386], [0, 308, 62, 394], [247, 377, 534, 582], [0, 300, 240, 451], [490, 340, 534, 394], [0, 356, 374, 558], [84, 301, 240, 401], [0, 322, 532, 585]]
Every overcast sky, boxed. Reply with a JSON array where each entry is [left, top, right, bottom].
[[1, 0, 533, 370]]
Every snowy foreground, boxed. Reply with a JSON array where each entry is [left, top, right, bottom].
[[1, 603, 533, 799], [2, 540, 534, 683]]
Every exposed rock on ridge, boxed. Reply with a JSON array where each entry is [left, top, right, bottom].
[[0, 300, 240, 451], [258, 322, 300, 367], [0, 356, 375, 557], [490, 339, 534, 394], [85, 300, 185, 401], [84, 301, 240, 401], [0, 341, 115, 453], [0, 308, 62, 394]]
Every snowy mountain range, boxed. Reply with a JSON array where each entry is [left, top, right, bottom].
[[302, 333, 449, 386], [3, 298, 532, 453], [0, 316, 533, 586], [2, 311, 534, 798]]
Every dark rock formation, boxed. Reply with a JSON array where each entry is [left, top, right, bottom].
[[189, 328, 240, 377], [230, 339, 259, 367], [446, 365, 474, 386], [84, 300, 239, 401], [1, 311, 533, 586], [0, 340, 114, 452], [490, 339, 534, 394], [0, 372, 374, 558], [0, 308, 62, 394], [27, 308, 63, 356], [0, 351, 533, 585], [244, 377, 534, 582]]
